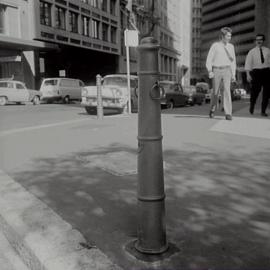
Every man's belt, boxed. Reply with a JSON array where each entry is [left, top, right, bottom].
[[213, 66, 230, 69]]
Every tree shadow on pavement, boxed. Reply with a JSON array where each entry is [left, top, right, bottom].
[[11, 144, 270, 270]]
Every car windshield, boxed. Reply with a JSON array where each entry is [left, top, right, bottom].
[[43, 79, 58, 86], [185, 86, 195, 93], [103, 77, 127, 87], [160, 83, 180, 93], [0, 82, 12, 88], [196, 83, 209, 93]]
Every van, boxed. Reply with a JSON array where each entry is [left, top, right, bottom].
[[81, 74, 138, 113], [40, 77, 84, 103]]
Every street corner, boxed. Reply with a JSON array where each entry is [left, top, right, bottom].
[[0, 169, 122, 270]]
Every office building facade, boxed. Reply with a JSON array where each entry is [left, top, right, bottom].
[[191, 0, 202, 84], [0, 0, 121, 88], [201, 0, 270, 84], [119, 0, 184, 82]]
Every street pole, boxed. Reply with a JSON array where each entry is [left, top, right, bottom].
[[135, 37, 168, 254], [125, 29, 132, 114], [96, 74, 103, 120]]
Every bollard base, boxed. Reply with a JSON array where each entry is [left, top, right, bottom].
[[125, 240, 179, 262], [134, 240, 169, 254]]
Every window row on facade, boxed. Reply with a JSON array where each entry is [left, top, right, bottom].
[[40, 1, 118, 43], [80, 0, 117, 15]]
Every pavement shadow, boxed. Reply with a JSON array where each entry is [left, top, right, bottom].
[[11, 144, 270, 270]]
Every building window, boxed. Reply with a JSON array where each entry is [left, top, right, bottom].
[[55, 6, 66, 30], [90, 0, 98, 8], [111, 26, 117, 43], [90, 19, 99, 39], [40, 1, 52, 26], [110, 0, 116, 15], [69, 11, 78, 33], [82, 16, 89, 36], [102, 0, 107, 11], [102, 23, 108, 41], [0, 5, 6, 34]]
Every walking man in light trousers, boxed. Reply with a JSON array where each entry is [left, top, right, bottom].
[[206, 27, 236, 120]]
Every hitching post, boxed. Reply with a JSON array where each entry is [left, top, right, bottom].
[[135, 37, 168, 254], [96, 74, 103, 119]]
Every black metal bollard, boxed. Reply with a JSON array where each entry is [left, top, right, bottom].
[[96, 74, 103, 119], [135, 37, 168, 254]]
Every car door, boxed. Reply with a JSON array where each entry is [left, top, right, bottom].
[[15, 83, 29, 102]]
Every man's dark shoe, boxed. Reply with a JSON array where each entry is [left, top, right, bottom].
[[261, 112, 268, 117], [249, 107, 254, 114], [209, 111, 214, 118], [225, 114, 232, 120]]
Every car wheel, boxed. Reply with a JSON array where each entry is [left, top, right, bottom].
[[33, 96, 40, 105], [0, 96, 7, 106], [167, 100, 174, 109], [63, 96, 70, 104]]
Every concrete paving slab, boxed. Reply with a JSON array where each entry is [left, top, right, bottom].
[[210, 117, 270, 139]]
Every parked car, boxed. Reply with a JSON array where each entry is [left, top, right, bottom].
[[0, 80, 41, 106], [183, 85, 205, 105], [81, 74, 138, 114], [195, 82, 210, 103], [231, 89, 242, 101], [40, 77, 84, 103], [159, 80, 188, 108], [237, 88, 247, 96]]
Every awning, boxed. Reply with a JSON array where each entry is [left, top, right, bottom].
[[0, 35, 58, 52]]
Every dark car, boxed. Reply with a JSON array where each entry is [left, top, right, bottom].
[[183, 85, 205, 105], [195, 82, 210, 103], [159, 80, 188, 108]]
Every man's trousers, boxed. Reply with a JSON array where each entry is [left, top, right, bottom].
[[250, 68, 270, 113], [210, 66, 232, 115]]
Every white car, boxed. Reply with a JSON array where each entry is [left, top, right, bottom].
[[81, 74, 138, 114], [0, 80, 41, 106]]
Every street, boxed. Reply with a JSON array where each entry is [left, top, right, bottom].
[[0, 99, 270, 270]]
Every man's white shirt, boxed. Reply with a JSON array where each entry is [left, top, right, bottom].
[[245, 46, 270, 71], [206, 41, 236, 76]]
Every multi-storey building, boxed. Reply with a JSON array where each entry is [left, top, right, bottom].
[[0, 0, 193, 88], [0, 0, 121, 88], [119, 0, 184, 83], [177, 0, 192, 85], [191, 0, 202, 84], [201, 0, 270, 84]]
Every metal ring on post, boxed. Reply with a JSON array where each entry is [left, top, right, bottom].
[[149, 82, 165, 100]]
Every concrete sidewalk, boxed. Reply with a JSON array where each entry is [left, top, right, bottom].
[[0, 102, 270, 270]]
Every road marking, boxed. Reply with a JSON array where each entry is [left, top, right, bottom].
[[0, 118, 92, 137], [210, 117, 270, 140]]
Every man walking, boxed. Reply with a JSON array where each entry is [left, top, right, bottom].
[[206, 27, 236, 120], [245, 34, 270, 117]]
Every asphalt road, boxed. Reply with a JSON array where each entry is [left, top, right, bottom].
[[0, 99, 248, 132], [0, 98, 250, 173]]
